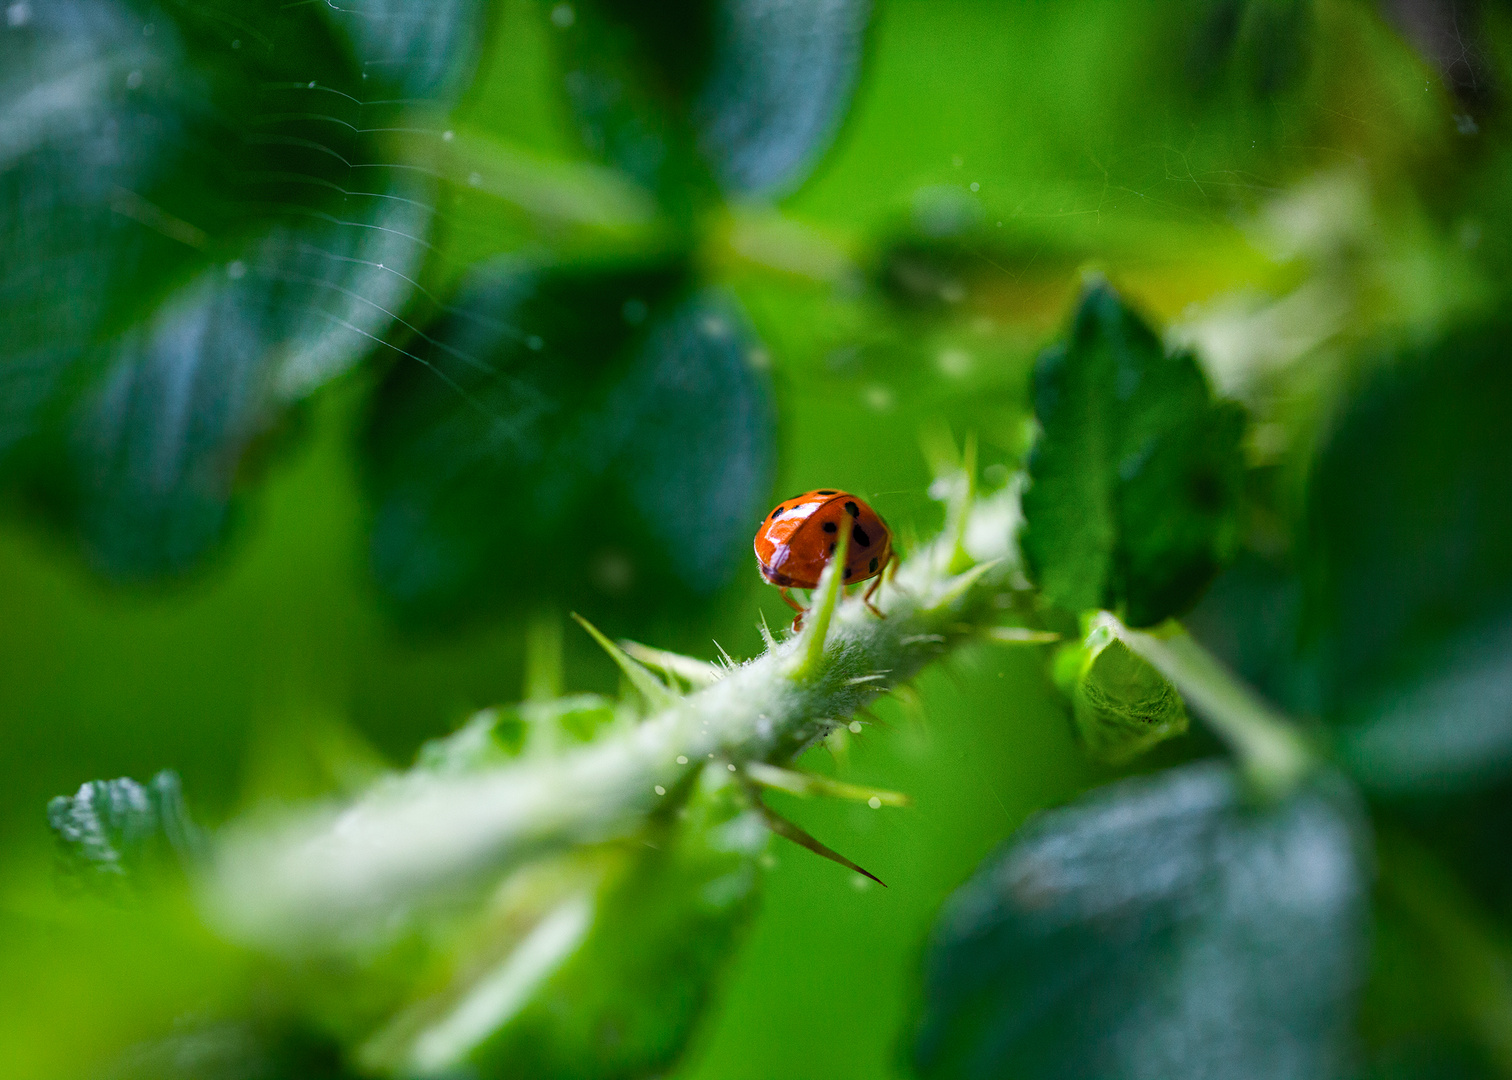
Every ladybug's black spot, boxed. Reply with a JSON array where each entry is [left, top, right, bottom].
[[822, 521, 838, 534], [870, 556, 879, 572], [770, 506, 783, 520], [828, 542, 836, 555], [845, 566, 854, 578], [853, 525, 871, 548], [817, 489, 838, 495], [844, 501, 859, 517]]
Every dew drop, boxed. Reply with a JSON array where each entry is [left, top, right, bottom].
[[654, 785, 666, 796], [849, 720, 863, 734], [868, 796, 882, 809], [676, 755, 688, 765]]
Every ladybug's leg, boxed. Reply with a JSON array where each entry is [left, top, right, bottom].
[[780, 587, 807, 631], [863, 551, 892, 619]]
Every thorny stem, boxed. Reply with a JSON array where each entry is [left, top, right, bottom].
[[1108, 616, 1315, 799], [210, 491, 1027, 947]]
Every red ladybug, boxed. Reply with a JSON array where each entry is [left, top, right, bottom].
[[754, 490, 894, 627]]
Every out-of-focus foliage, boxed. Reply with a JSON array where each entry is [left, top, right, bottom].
[[6, 0, 1512, 1078], [47, 770, 201, 886], [364, 261, 774, 627], [913, 762, 1369, 1080], [0, 0, 482, 577]]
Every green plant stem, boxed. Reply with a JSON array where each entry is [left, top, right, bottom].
[[1109, 617, 1314, 797], [210, 490, 1020, 949]]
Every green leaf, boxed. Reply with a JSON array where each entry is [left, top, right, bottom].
[[1055, 616, 1189, 764], [358, 769, 766, 1079], [47, 770, 203, 885], [1302, 321, 1512, 793], [1, 0, 481, 577], [1021, 280, 1246, 627], [550, 0, 870, 198], [912, 761, 1369, 1080], [363, 260, 776, 628]]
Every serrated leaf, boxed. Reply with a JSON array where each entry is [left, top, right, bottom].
[[913, 761, 1369, 1080], [359, 771, 766, 1080], [0, 0, 481, 578], [551, 0, 869, 198], [1021, 281, 1246, 626], [47, 770, 203, 884], [363, 260, 775, 628]]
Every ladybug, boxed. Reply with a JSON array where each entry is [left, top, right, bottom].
[[754, 490, 894, 628]]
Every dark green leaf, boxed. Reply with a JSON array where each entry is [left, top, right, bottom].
[[1186, 0, 1313, 100], [913, 761, 1369, 1080], [47, 770, 203, 884], [364, 259, 776, 627], [1302, 321, 1512, 792], [1, 0, 480, 577], [1021, 280, 1247, 626], [551, 0, 869, 198]]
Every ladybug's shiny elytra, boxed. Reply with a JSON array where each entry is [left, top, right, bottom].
[[754, 490, 894, 628]]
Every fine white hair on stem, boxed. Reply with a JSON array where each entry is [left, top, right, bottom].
[[209, 488, 1025, 950]]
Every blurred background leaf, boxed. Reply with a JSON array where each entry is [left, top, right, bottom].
[[549, 0, 870, 203], [0, 0, 481, 578], [363, 259, 775, 630], [912, 762, 1370, 1080]]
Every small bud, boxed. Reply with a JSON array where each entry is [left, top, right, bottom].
[[1059, 618, 1188, 763]]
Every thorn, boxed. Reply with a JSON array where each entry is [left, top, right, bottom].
[[620, 640, 723, 688], [790, 516, 850, 682], [927, 428, 975, 575], [754, 800, 886, 886], [571, 613, 678, 712], [987, 626, 1061, 645], [845, 673, 890, 686], [523, 609, 563, 703], [933, 558, 1001, 610], [746, 762, 911, 807], [900, 633, 947, 647], [892, 684, 926, 726], [713, 640, 737, 669], [757, 610, 776, 650]]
